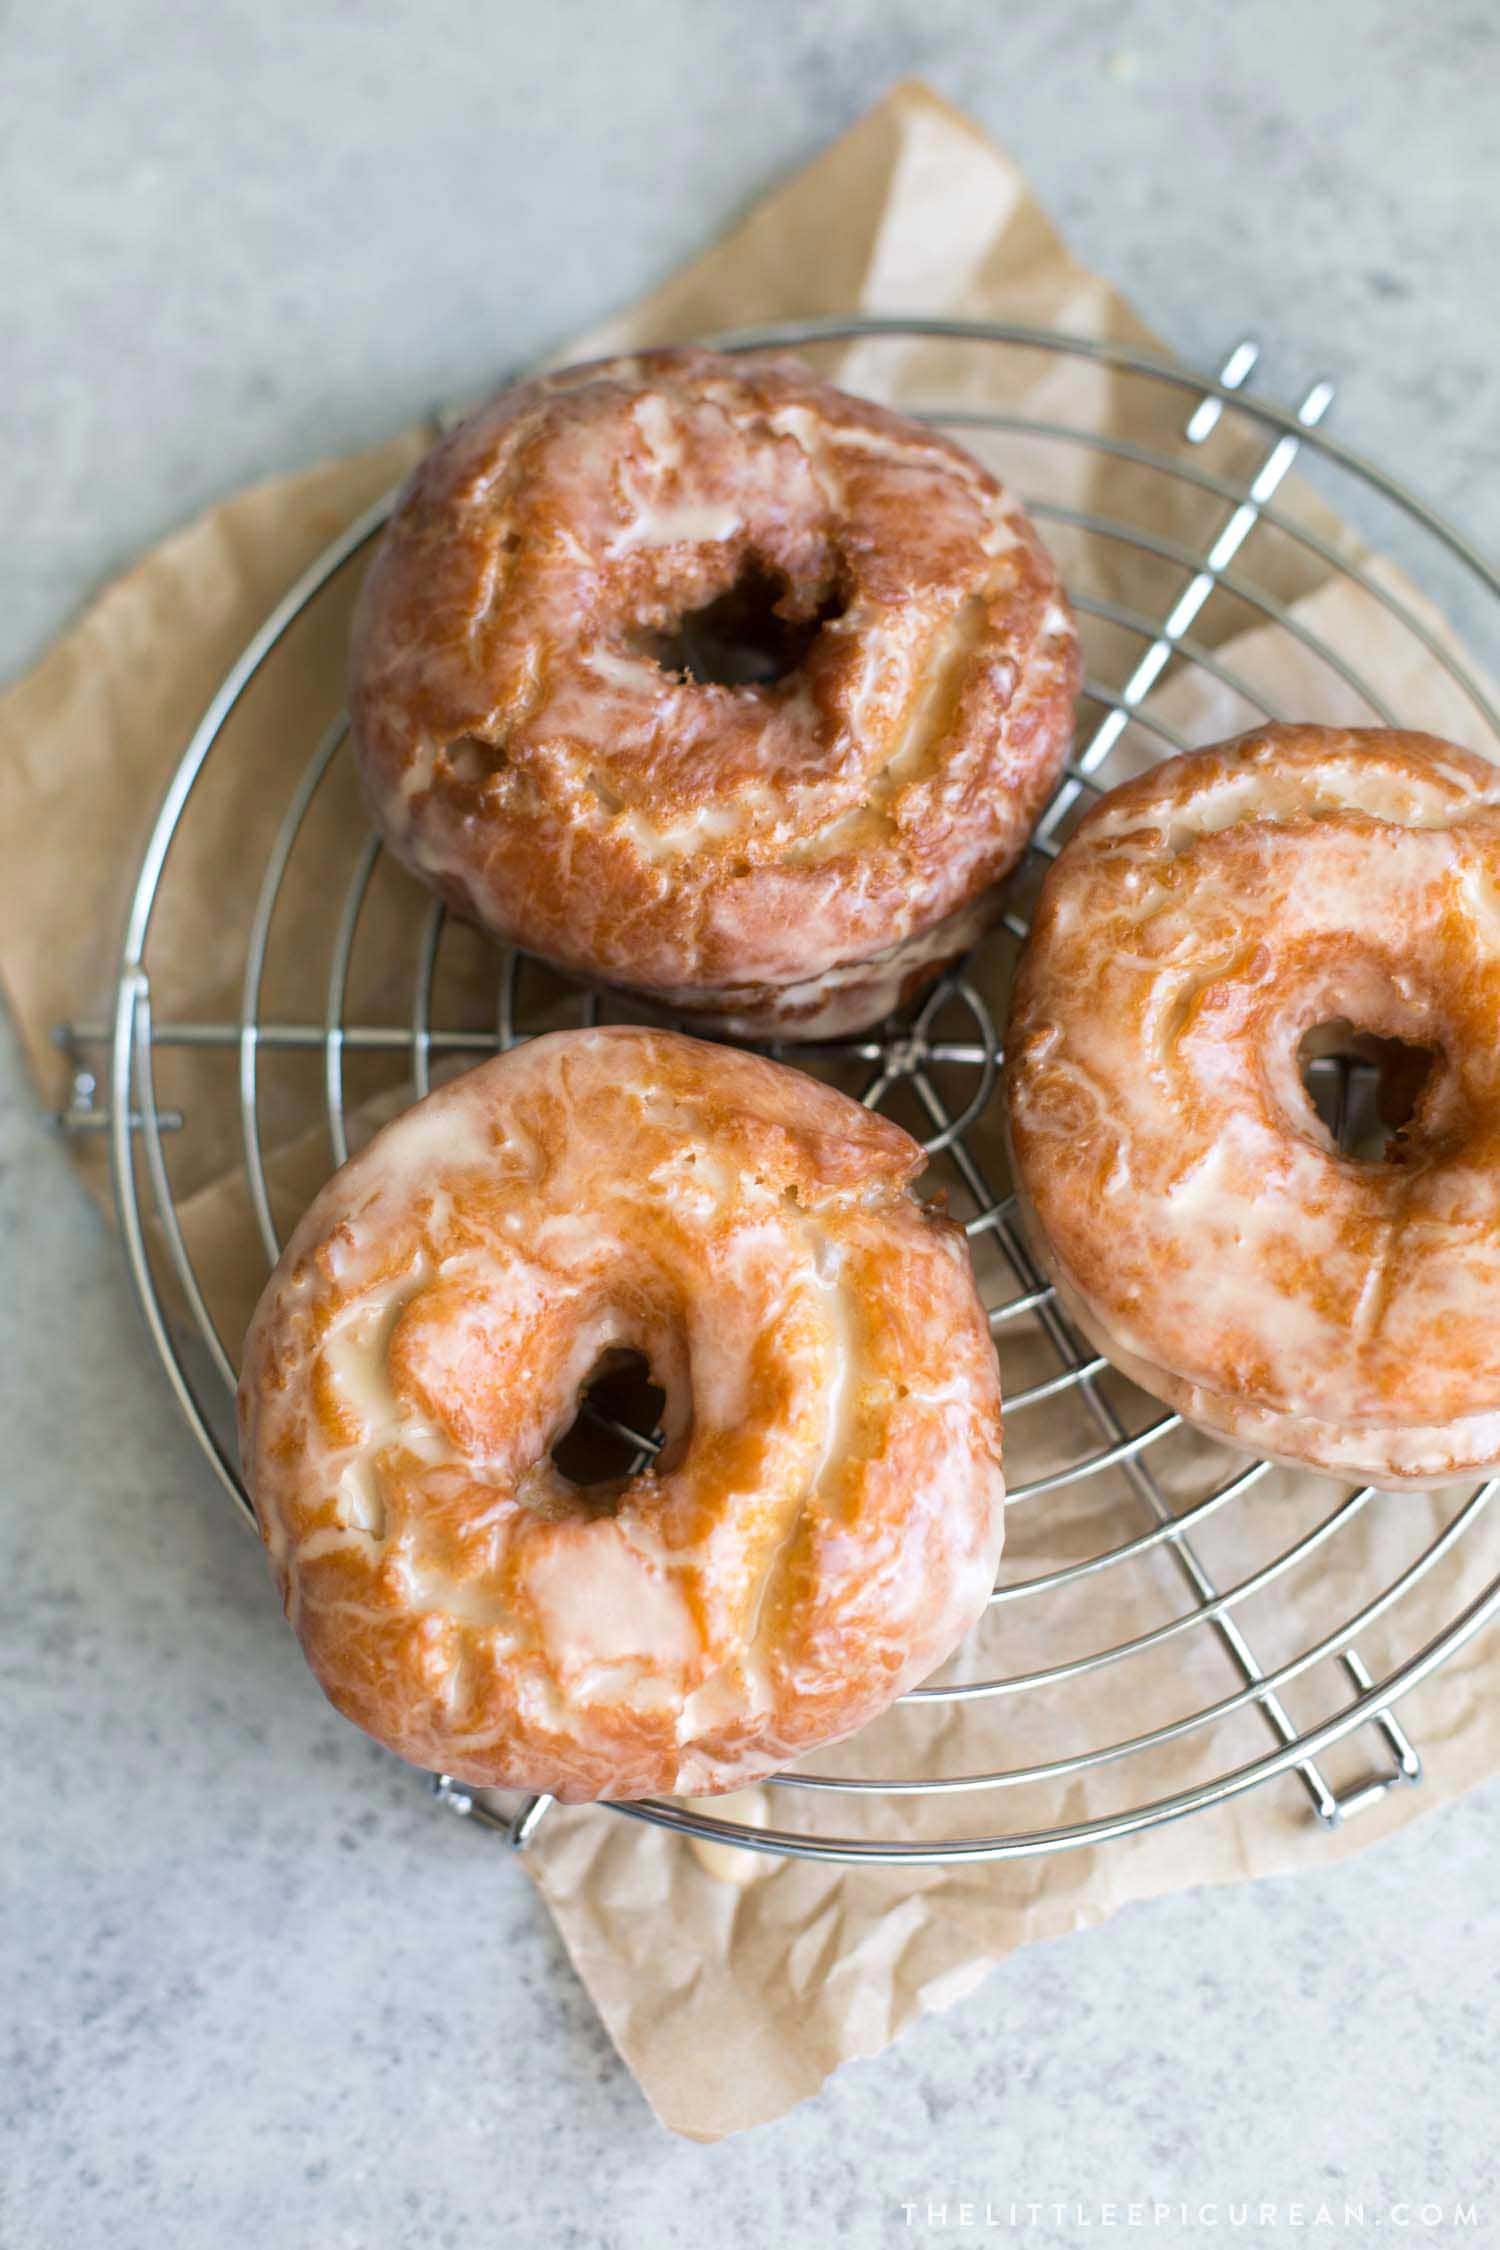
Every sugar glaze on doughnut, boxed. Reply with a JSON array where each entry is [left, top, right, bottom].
[[1005, 726, 1500, 1488], [238, 1029, 1005, 1800], [350, 347, 1078, 1037]]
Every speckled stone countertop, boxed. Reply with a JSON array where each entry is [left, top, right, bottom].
[[3, 4, 1497, 2244]]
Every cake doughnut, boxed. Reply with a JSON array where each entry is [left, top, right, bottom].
[[350, 347, 1079, 1039], [1005, 725, 1500, 1488], [238, 1028, 1005, 1800]]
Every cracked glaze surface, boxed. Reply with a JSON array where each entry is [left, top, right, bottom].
[[1005, 726, 1500, 1487], [237, 1028, 1005, 1800], [349, 347, 1079, 1038]]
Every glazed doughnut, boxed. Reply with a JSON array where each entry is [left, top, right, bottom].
[[350, 347, 1078, 1038], [238, 1028, 1005, 1800], [1005, 725, 1500, 1488]]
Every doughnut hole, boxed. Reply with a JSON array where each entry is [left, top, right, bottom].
[[634, 559, 847, 689], [1249, 944, 1458, 1168], [550, 1346, 668, 1494], [1297, 1017, 1442, 1161], [386, 1274, 689, 1525]]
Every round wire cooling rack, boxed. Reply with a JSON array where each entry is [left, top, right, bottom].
[[62, 317, 1500, 1870]]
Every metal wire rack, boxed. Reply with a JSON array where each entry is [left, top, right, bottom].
[[61, 319, 1500, 1868]]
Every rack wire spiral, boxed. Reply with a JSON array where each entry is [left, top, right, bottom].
[[63, 319, 1500, 1867]]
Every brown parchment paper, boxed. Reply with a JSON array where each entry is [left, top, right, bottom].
[[4, 82, 1499, 2141]]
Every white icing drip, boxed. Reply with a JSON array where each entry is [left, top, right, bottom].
[[1089, 750, 1498, 853], [526, 1535, 700, 1676], [584, 646, 656, 695], [807, 1238, 855, 1496], [676, 1224, 858, 1750], [569, 1663, 681, 1714], [333, 1092, 496, 1226], [394, 737, 440, 812], [978, 512, 1022, 559], [605, 394, 743, 552], [764, 404, 963, 479], [619, 790, 773, 861], [318, 1272, 457, 1534], [399, 1565, 521, 1637], [879, 595, 987, 792], [607, 498, 742, 553], [631, 393, 682, 471]]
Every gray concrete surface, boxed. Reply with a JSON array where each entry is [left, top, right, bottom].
[[2, 4, 1497, 2246]]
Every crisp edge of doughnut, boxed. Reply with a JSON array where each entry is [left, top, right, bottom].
[[1009, 1160, 1500, 1492], [591, 887, 999, 1042]]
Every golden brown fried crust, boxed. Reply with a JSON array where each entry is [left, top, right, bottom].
[[238, 1029, 1005, 1800], [350, 348, 1079, 1037], [1004, 725, 1500, 1487]]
